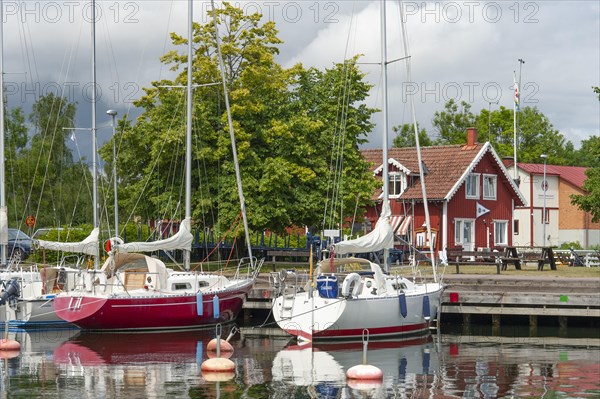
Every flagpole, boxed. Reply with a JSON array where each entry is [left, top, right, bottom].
[[513, 71, 519, 183]]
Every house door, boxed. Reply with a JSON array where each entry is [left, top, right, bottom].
[[455, 219, 475, 251]]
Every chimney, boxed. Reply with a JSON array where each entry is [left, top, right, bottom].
[[466, 127, 478, 147]]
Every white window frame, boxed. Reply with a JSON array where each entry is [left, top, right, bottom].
[[494, 220, 508, 246], [465, 174, 480, 199], [483, 174, 497, 200], [389, 172, 406, 198], [454, 218, 475, 250]]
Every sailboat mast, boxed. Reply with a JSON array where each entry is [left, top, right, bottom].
[[183, 0, 193, 271], [0, 0, 7, 266], [211, 0, 254, 268], [91, 0, 99, 269], [380, 0, 390, 272]]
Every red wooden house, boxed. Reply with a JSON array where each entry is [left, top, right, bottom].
[[360, 128, 526, 253]]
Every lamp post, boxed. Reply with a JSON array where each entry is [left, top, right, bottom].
[[107, 109, 118, 237], [540, 154, 548, 247]]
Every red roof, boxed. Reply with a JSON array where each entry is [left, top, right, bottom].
[[512, 162, 589, 188], [361, 143, 524, 204]]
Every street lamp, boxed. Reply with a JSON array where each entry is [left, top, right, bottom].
[[540, 154, 548, 247], [107, 109, 118, 237]]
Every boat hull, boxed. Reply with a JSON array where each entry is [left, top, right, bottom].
[[1, 297, 72, 328], [273, 284, 443, 341], [53, 282, 253, 331]]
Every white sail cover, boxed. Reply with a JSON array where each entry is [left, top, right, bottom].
[[114, 218, 193, 253], [37, 227, 100, 256], [333, 201, 394, 255], [0, 206, 7, 245]]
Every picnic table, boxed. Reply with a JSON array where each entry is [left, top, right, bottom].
[[512, 246, 557, 271]]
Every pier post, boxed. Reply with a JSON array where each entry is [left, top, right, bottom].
[[462, 313, 471, 335], [559, 316, 568, 337], [529, 315, 538, 336]]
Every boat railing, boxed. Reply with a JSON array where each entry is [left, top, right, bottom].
[[231, 256, 263, 281]]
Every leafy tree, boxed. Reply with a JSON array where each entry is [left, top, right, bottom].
[[9, 93, 92, 228], [570, 167, 600, 223], [392, 123, 432, 148], [431, 99, 475, 145], [103, 4, 377, 237]]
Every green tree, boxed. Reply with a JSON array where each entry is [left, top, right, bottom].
[[392, 123, 432, 148], [432, 99, 476, 144], [12, 93, 91, 228], [570, 167, 600, 223], [103, 4, 377, 236]]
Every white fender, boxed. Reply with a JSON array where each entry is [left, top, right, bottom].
[[97, 273, 107, 293], [341, 273, 363, 297], [83, 272, 93, 292]]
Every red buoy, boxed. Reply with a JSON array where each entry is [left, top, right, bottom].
[[207, 338, 234, 353], [201, 357, 235, 372], [0, 339, 21, 352], [202, 371, 236, 382], [346, 364, 383, 380]]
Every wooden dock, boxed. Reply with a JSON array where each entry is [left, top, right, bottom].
[[244, 273, 600, 327]]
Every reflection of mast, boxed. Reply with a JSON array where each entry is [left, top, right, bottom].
[[0, 0, 8, 266]]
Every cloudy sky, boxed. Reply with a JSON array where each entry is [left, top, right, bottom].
[[2, 0, 599, 154]]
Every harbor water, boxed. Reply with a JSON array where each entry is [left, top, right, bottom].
[[0, 325, 598, 398]]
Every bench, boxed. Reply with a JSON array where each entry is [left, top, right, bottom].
[[445, 249, 502, 274], [266, 250, 312, 264]]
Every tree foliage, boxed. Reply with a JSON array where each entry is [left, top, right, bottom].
[[5, 93, 92, 229], [431, 99, 476, 145], [392, 123, 432, 148], [99, 3, 377, 236]]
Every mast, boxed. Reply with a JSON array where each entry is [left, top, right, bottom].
[[0, 0, 7, 266], [398, 1, 438, 281], [211, 0, 254, 268], [91, 0, 99, 269], [183, 0, 193, 271], [380, 0, 390, 272]]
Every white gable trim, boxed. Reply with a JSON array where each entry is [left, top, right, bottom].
[[444, 142, 527, 206], [373, 158, 412, 176]]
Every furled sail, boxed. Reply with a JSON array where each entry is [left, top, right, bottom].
[[37, 228, 100, 256], [114, 218, 193, 253], [333, 201, 394, 255]]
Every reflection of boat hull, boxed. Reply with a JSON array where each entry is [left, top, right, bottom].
[[54, 283, 253, 331], [53, 330, 217, 365], [1, 297, 70, 328], [273, 283, 442, 341]]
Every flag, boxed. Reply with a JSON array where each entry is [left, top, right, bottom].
[[70, 132, 76, 142], [476, 202, 490, 218], [513, 72, 520, 111]]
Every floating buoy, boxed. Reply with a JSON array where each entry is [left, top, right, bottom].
[[201, 357, 235, 372], [0, 350, 20, 359], [0, 338, 21, 352], [346, 329, 382, 382], [207, 349, 232, 359], [207, 326, 237, 353], [346, 378, 383, 390], [202, 370, 235, 382]]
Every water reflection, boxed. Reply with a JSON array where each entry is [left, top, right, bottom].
[[1, 328, 598, 398]]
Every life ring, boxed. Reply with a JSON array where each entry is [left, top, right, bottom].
[[341, 273, 362, 297]]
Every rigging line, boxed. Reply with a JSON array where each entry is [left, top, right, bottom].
[[121, 88, 186, 228]]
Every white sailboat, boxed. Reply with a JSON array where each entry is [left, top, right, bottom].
[[0, 0, 100, 328], [52, 0, 261, 331], [271, 0, 444, 342]]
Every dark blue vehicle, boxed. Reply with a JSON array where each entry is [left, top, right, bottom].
[[5, 228, 33, 261]]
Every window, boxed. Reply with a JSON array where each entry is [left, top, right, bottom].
[[172, 283, 192, 290], [513, 219, 519, 235], [389, 172, 406, 197], [494, 220, 508, 246], [466, 174, 479, 199], [483, 174, 497, 200], [542, 209, 550, 224]]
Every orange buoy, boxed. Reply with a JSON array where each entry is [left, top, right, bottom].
[[0, 350, 20, 359], [0, 338, 21, 351], [207, 349, 232, 359], [201, 357, 235, 373], [207, 338, 234, 353], [346, 364, 383, 380], [202, 371, 236, 382]]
